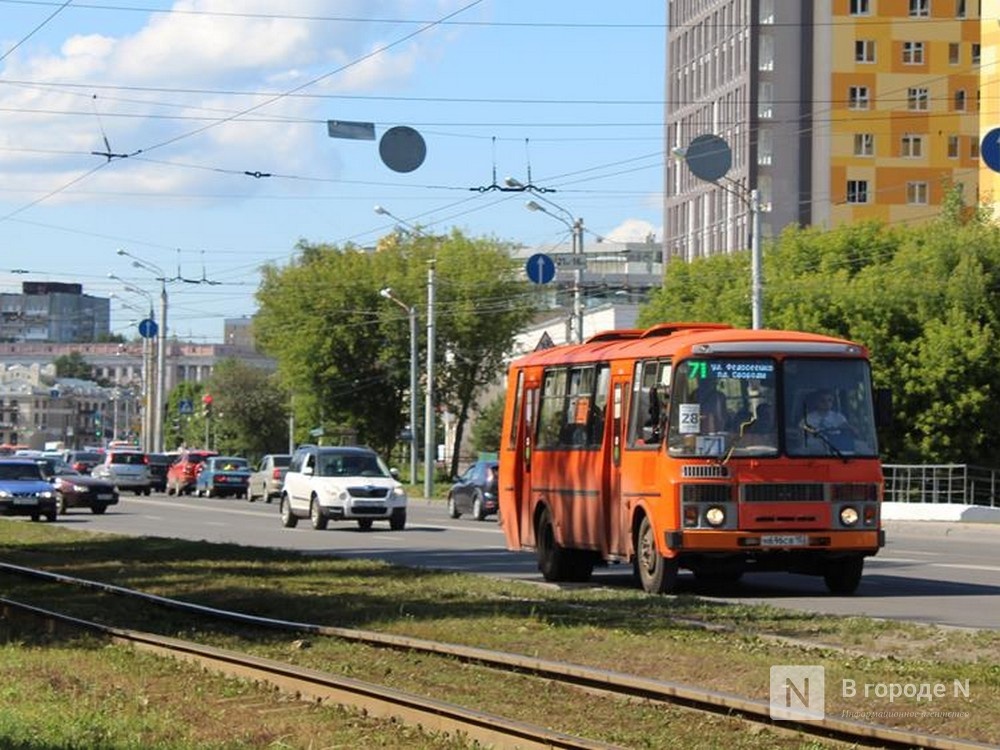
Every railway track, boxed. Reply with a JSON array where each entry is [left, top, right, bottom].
[[1, 561, 993, 750]]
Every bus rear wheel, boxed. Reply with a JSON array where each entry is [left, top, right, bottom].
[[536, 507, 592, 582], [634, 516, 678, 594]]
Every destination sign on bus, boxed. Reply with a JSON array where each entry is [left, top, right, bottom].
[[690, 360, 775, 380]]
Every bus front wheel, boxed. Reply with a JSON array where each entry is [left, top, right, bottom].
[[823, 556, 864, 595], [634, 516, 678, 594]]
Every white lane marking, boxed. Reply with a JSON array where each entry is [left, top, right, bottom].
[[933, 563, 1000, 573]]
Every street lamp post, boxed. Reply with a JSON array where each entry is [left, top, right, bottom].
[[109, 281, 155, 452], [524, 199, 586, 344], [379, 288, 419, 486], [424, 260, 436, 500], [117, 249, 169, 452]]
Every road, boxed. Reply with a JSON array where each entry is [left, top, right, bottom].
[[43, 493, 1000, 630]]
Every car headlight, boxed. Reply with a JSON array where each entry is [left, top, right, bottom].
[[392, 486, 407, 499], [0, 490, 10, 498], [38, 491, 54, 499], [840, 506, 860, 526], [704, 506, 726, 527], [72, 484, 88, 492]]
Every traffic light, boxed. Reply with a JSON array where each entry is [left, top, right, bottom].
[[202, 393, 213, 418]]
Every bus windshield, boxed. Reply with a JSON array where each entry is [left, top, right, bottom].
[[666, 357, 878, 459]]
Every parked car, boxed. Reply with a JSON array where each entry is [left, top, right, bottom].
[[247, 453, 291, 503], [0, 458, 58, 522], [92, 449, 151, 496], [166, 450, 217, 496], [37, 458, 119, 515], [280, 445, 407, 531], [195, 456, 251, 498], [447, 460, 499, 521], [147, 452, 176, 493]]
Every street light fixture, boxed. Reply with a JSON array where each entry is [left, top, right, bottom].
[[374, 205, 425, 237], [523, 199, 586, 343], [116, 249, 169, 452], [379, 287, 419, 486]]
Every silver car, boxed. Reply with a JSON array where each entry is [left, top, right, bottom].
[[247, 453, 291, 503], [92, 450, 151, 496]]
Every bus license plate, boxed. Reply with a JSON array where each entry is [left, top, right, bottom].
[[761, 534, 807, 547]]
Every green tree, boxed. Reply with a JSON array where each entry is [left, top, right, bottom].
[[470, 393, 505, 455], [53, 351, 94, 380], [253, 230, 536, 472], [639, 217, 1000, 466], [204, 358, 289, 460]]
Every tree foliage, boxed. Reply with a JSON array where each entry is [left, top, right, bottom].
[[640, 210, 1000, 465], [252, 230, 536, 469], [205, 358, 289, 461]]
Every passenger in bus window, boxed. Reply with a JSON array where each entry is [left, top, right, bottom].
[[645, 386, 668, 443], [699, 389, 729, 433]]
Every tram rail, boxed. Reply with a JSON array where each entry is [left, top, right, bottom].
[[1, 561, 993, 750]]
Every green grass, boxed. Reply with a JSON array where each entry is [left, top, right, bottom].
[[1, 520, 998, 749]]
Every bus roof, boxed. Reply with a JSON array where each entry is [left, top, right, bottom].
[[511, 323, 869, 368]]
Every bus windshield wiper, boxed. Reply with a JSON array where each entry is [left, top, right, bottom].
[[803, 421, 847, 461]]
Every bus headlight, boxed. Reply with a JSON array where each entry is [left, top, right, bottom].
[[704, 506, 726, 527], [839, 506, 860, 527]]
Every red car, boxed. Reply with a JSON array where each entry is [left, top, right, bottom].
[[165, 450, 217, 496]]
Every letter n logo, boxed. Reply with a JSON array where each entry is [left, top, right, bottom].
[[769, 665, 825, 721]]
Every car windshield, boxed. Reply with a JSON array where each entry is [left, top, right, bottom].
[[316, 452, 387, 478], [215, 459, 248, 471], [111, 452, 146, 465], [666, 356, 878, 459], [0, 463, 43, 481]]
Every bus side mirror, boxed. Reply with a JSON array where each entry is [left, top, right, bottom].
[[874, 387, 893, 429]]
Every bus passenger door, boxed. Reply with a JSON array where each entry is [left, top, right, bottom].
[[606, 381, 629, 557], [517, 386, 539, 548]]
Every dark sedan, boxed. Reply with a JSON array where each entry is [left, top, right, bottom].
[[446, 460, 499, 521], [38, 459, 119, 515]]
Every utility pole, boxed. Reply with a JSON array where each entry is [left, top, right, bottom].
[[424, 260, 436, 501]]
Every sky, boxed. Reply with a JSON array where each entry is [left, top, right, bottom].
[[0, 1, 666, 343]]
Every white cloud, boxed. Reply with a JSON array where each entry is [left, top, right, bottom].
[[603, 218, 660, 244]]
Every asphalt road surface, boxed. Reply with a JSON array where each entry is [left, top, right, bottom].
[[39, 493, 1000, 630]]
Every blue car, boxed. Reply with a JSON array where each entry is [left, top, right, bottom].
[[0, 458, 58, 522], [194, 456, 251, 499]]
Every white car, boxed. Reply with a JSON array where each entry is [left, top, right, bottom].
[[92, 449, 151, 496], [280, 445, 407, 531]]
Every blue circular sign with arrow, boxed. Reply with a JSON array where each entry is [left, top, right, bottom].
[[138, 318, 158, 339], [982, 127, 1000, 173], [525, 253, 556, 284]]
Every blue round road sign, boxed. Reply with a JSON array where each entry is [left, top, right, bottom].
[[982, 128, 1000, 173], [138, 318, 158, 339], [525, 253, 556, 284]]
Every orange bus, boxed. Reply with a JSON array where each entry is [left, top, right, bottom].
[[498, 323, 888, 595]]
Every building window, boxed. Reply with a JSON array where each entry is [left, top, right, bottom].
[[901, 135, 923, 157], [758, 129, 773, 165], [907, 182, 929, 205], [758, 81, 773, 119], [948, 135, 960, 158], [847, 180, 869, 204], [849, 86, 870, 109], [972, 44, 981, 64], [971, 138, 980, 159], [954, 89, 966, 111], [851, 0, 871, 14], [902, 42, 924, 64], [907, 87, 929, 110], [854, 133, 874, 156], [856, 40, 876, 63], [909, 0, 930, 16], [956, 0, 966, 16], [949, 43, 960, 64]]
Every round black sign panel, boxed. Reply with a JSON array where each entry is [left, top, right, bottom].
[[379, 126, 427, 173], [684, 134, 732, 182]]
